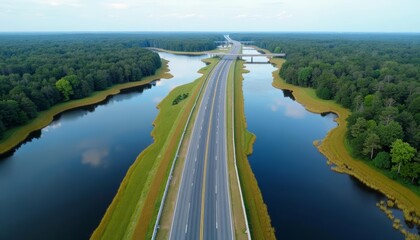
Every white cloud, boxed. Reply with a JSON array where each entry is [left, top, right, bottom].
[[275, 10, 293, 20], [2, 0, 420, 31], [35, 0, 82, 7], [106, 2, 129, 9]]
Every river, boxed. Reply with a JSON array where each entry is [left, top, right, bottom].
[[241, 48, 417, 239], [0, 52, 205, 240]]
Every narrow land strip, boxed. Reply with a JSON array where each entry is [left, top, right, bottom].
[[0, 60, 172, 155], [233, 60, 276, 239]]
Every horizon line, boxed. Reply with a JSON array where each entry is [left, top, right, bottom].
[[1, 30, 420, 34]]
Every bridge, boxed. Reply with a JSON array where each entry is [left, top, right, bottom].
[[215, 40, 254, 45], [206, 52, 286, 62]]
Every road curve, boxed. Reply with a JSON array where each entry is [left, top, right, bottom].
[[169, 36, 241, 240]]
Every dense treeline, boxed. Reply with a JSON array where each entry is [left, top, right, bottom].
[[134, 33, 221, 52], [233, 33, 420, 186], [0, 34, 167, 139]]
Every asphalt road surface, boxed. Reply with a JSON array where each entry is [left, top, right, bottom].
[[170, 36, 241, 240]]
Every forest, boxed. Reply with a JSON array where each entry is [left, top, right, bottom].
[[232, 33, 420, 187], [0, 33, 221, 139]]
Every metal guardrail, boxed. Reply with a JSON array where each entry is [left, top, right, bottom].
[[151, 59, 218, 240]]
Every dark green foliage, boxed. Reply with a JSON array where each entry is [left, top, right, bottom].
[[0, 34, 166, 138], [231, 33, 420, 185], [373, 151, 391, 169], [376, 121, 404, 147], [172, 93, 189, 105], [138, 33, 221, 52], [0, 119, 4, 138]]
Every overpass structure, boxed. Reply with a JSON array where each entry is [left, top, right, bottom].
[[215, 40, 254, 45], [206, 52, 286, 62]]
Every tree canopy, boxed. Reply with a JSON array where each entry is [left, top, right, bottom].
[[0, 34, 166, 138]]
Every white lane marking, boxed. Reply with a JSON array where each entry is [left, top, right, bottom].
[[185, 224, 188, 233], [195, 157, 197, 162], [216, 199, 218, 229], [216, 156, 218, 161], [215, 184, 217, 194], [197, 144, 199, 149], [191, 182, 194, 187]]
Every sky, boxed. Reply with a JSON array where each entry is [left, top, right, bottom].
[[0, 0, 419, 32]]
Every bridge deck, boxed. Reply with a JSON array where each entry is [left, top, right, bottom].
[[206, 53, 286, 57]]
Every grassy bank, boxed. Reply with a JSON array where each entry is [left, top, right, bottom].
[[0, 60, 172, 155], [269, 57, 420, 237], [91, 58, 219, 240], [233, 60, 276, 239]]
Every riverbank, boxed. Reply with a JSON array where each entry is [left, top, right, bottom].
[[91, 58, 219, 240], [233, 60, 276, 239], [0, 60, 172, 155], [269, 56, 420, 238]]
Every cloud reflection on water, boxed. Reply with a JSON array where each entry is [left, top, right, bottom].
[[43, 122, 62, 132], [77, 139, 110, 168], [269, 97, 306, 119], [81, 148, 109, 167]]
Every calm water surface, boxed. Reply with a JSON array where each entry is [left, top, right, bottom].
[[0, 52, 205, 240], [242, 49, 411, 239]]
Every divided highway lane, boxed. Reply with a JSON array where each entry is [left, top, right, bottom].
[[170, 39, 241, 240]]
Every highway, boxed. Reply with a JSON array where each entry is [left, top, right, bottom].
[[169, 36, 240, 240]]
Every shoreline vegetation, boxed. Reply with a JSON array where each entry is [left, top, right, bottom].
[[91, 58, 219, 239], [268, 56, 420, 238], [0, 60, 172, 155]]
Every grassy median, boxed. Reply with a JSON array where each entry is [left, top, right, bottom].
[[233, 60, 276, 239], [0, 60, 172, 155], [91, 58, 219, 240], [269, 57, 420, 237]]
